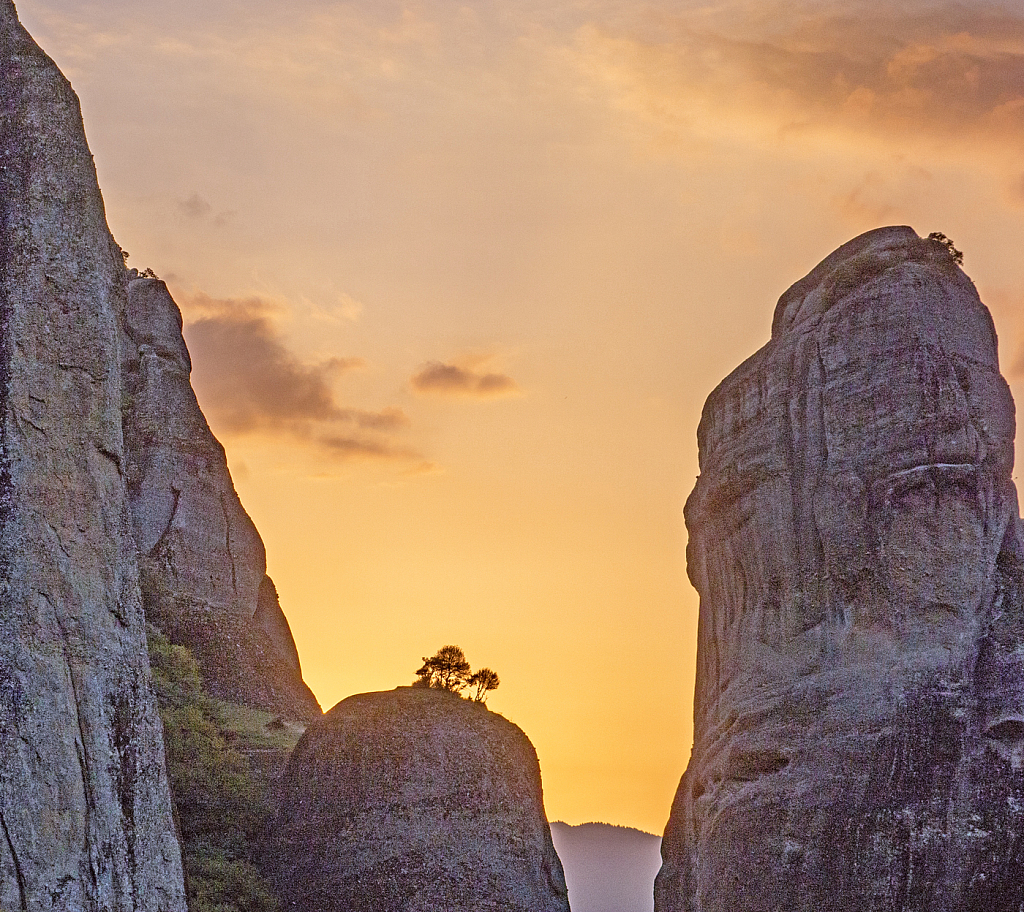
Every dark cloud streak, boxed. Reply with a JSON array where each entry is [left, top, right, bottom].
[[410, 360, 519, 398], [591, 1, 1024, 147], [182, 295, 416, 462]]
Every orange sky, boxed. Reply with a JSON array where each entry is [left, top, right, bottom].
[[17, 0, 1024, 834]]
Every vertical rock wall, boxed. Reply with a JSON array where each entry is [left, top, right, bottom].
[[0, 2, 186, 908], [122, 277, 320, 721], [657, 226, 1024, 911]]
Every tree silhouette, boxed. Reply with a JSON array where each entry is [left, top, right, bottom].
[[468, 668, 500, 703], [927, 231, 964, 266], [415, 645, 472, 693], [412, 646, 500, 702]]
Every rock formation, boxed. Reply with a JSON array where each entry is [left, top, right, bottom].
[[0, 3, 186, 908], [269, 687, 570, 911], [656, 226, 1024, 911], [122, 276, 320, 721]]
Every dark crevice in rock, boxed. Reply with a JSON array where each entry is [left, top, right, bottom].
[[726, 750, 790, 783], [986, 719, 1024, 747], [220, 493, 238, 595], [148, 485, 180, 559], [0, 809, 27, 912]]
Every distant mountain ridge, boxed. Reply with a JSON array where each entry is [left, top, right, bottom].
[[550, 821, 661, 912]]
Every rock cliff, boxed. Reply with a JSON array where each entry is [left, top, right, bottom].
[[268, 687, 570, 911], [657, 226, 1024, 911], [0, 2, 186, 908], [122, 276, 320, 721]]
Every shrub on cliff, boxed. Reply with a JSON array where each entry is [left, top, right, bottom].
[[148, 627, 279, 912], [927, 231, 964, 265]]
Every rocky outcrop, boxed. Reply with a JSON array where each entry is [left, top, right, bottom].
[[121, 276, 320, 721], [0, 3, 186, 908], [657, 226, 1024, 911], [268, 687, 570, 911]]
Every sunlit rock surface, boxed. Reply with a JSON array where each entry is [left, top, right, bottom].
[[0, 2, 186, 907], [657, 226, 1024, 911], [122, 276, 320, 721], [269, 687, 570, 911]]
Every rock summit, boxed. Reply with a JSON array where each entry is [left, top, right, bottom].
[[270, 687, 570, 912], [657, 226, 1024, 911]]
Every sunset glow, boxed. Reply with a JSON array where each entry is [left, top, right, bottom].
[[18, 0, 1024, 834]]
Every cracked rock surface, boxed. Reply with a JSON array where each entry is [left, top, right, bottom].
[[656, 226, 1024, 912], [268, 687, 570, 912], [122, 276, 320, 722], [0, 2, 186, 907]]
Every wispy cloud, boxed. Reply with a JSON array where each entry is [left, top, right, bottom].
[[573, 1, 1024, 153], [410, 359, 520, 399], [176, 191, 234, 227], [320, 434, 419, 461], [181, 292, 419, 462], [178, 192, 212, 219]]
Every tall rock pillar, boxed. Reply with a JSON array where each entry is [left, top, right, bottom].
[[0, 3, 186, 908], [658, 227, 1024, 911]]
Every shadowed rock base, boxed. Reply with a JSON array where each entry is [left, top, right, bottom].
[[657, 227, 1024, 912]]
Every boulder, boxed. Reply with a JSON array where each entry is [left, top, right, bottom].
[[657, 226, 1024, 911], [269, 687, 570, 911], [0, 3, 186, 907], [121, 276, 320, 721]]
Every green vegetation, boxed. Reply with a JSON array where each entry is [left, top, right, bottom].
[[148, 626, 299, 912], [413, 645, 500, 703]]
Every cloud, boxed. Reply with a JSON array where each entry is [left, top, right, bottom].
[[177, 191, 235, 227], [178, 192, 212, 219], [574, 1, 1024, 153], [181, 293, 417, 461], [410, 360, 520, 399], [829, 166, 934, 225], [320, 434, 420, 461]]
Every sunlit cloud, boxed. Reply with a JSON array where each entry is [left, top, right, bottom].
[[320, 434, 420, 461], [181, 293, 415, 461], [410, 359, 520, 399], [572, 1, 1024, 155]]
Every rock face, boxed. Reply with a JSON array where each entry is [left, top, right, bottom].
[[121, 276, 320, 721], [0, 3, 186, 908], [656, 226, 1024, 911], [269, 688, 570, 911]]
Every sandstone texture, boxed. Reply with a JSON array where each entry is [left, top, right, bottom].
[[122, 276, 320, 721], [0, 3, 186, 908], [657, 226, 1024, 911], [269, 687, 570, 911]]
